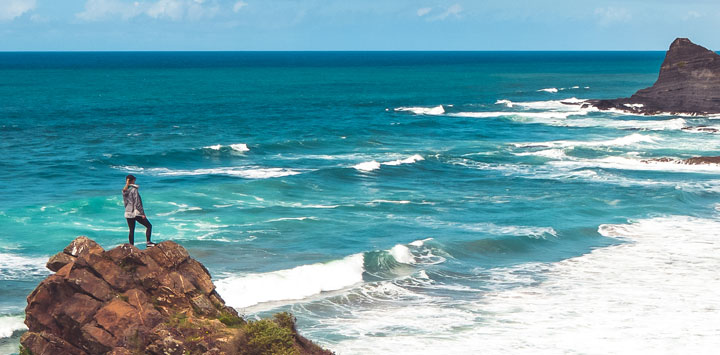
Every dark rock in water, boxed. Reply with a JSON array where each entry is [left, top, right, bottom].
[[642, 156, 720, 165], [681, 125, 719, 133], [22, 237, 333, 355], [683, 156, 720, 165], [590, 38, 720, 114]]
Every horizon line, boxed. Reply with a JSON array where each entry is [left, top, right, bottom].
[[0, 49, 677, 53]]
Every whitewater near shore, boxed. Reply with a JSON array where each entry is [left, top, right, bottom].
[[2, 52, 720, 354]]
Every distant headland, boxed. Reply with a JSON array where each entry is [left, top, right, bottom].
[[588, 38, 720, 115]]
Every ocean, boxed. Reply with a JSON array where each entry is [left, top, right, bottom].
[[1, 51, 720, 354]]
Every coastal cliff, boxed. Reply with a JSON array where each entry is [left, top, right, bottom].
[[20, 237, 332, 355], [590, 38, 720, 114]]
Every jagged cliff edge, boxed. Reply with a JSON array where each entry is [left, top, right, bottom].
[[20, 236, 332, 355]]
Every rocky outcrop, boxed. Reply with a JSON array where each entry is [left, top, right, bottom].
[[590, 38, 720, 114], [21, 236, 332, 355]]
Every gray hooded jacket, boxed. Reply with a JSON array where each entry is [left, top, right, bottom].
[[122, 184, 145, 219]]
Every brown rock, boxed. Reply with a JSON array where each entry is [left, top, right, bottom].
[[683, 156, 720, 165], [53, 293, 102, 330], [108, 347, 134, 355], [63, 236, 104, 258], [80, 324, 115, 353], [76, 252, 133, 291], [67, 267, 113, 301], [190, 294, 220, 317], [22, 236, 333, 355], [20, 331, 86, 355], [145, 241, 190, 268], [94, 299, 142, 340], [46, 252, 75, 272], [179, 258, 215, 294]]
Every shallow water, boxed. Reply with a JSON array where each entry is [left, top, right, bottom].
[[2, 52, 719, 354]]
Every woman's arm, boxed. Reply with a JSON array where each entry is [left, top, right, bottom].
[[134, 191, 146, 218]]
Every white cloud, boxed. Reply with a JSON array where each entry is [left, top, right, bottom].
[[233, 1, 247, 13], [0, 0, 36, 21], [146, 0, 184, 20], [417, 7, 431, 17], [594, 7, 631, 25], [429, 3, 462, 21], [76, 0, 219, 21], [682, 10, 702, 20]]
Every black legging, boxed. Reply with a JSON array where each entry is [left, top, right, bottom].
[[126, 216, 152, 245]]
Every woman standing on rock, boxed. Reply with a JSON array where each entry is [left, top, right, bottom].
[[123, 175, 155, 247]]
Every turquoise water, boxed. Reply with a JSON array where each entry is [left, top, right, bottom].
[[2, 52, 720, 354]]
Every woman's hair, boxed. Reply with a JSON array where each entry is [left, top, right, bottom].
[[126, 174, 136, 182]]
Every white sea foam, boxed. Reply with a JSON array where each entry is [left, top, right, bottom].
[[383, 154, 425, 166], [353, 160, 381, 172], [495, 97, 588, 110], [624, 103, 645, 109], [0, 253, 49, 280], [156, 202, 203, 216], [116, 166, 302, 179], [353, 154, 424, 172], [537, 87, 558, 93], [389, 245, 415, 264], [0, 315, 25, 338], [394, 105, 445, 115], [216, 240, 437, 309], [216, 254, 366, 309], [514, 148, 568, 160], [203, 143, 249, 152], [366, 200, 412, 205], [494, 113, 687, 131], [470, 216, 720, 353], [330, 216, 720, 354], [229, 143, 250, 152], [415, 217, 557, 239], [451, 110, 587, 120], [266, 216, 318, 222], [551, 156, 720, 174], [513, 133, 657, 149]]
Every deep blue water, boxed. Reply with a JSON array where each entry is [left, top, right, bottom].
[[2, 52, 720, 354]]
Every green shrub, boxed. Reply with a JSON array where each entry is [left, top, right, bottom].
[[218, 312, 245, 328], [235, 318, 298, 355], [19, 345, 32, 355], [272, 312, 296, 333]]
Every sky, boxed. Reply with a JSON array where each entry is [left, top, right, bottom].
[[1, 0, 719, 51]]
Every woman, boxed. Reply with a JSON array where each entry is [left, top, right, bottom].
[[122, 175, 155, 247]]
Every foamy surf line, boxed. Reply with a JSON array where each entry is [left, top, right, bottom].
[[451, 110, 687, 130], [114, 165, 302, 179], [216, 239, 437, 309], [512, 133, 657, 149], [331, 216, 720, 354], [353, 154, 424, 172], [0, 315, 25, 339], [202, 143, 249, 152], [551, 156, 720, 174], [393, 105, 445, 115], [0, 253, 50, 280]]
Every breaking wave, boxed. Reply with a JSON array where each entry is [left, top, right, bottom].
[[216, 239, 442, 309], [114, 165, 302, 179]]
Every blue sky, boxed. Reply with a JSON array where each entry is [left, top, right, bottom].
[[1, 0, 719, 50]]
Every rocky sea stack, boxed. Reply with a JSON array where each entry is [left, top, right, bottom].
[[21, 237, 332, 355], [590, 38, 720, 114]]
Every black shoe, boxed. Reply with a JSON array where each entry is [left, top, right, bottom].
[[146, 241, 156, 247]]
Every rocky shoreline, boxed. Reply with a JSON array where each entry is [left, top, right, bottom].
[[589, 38, 720, 115], [20, 237, 332, 355]]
